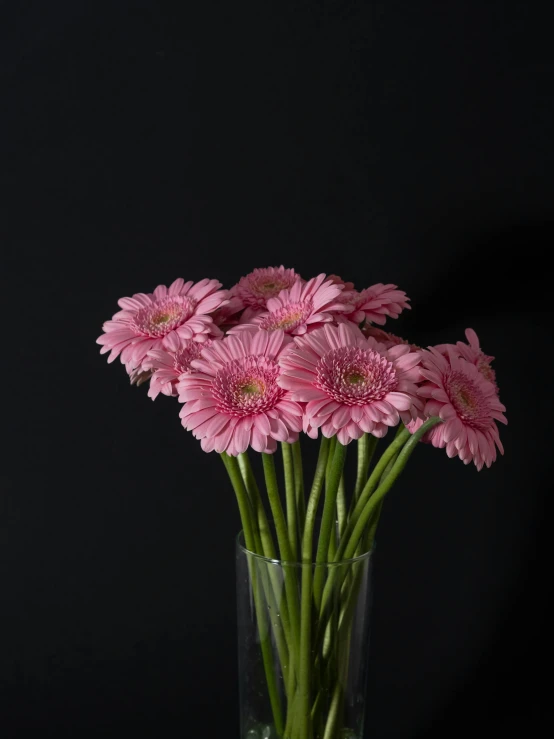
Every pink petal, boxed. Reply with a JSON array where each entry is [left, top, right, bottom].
[[162, 332, 181, 352], [277, 375, 313, 391], [464, 328, 479, 349], [394, 353, 421, 372], [446, 441, 458, 458], [291, 387, 325, 402], [417, 385, 436, 398], [306, 398, 339, 418], [307, 425, 319, 439], [176, 325, 194, 341], [153, 284, 168, 300], [214, 420, 237, 453], [255, 413, 271, 436], [269, 416, 289, 442], [332, 406, 352, 429], [201, 436, 216, 452], [186, 407, 219, 431], [444, 417, 463, 443], [188, 278, 222, 301], [430, 388, 450, 402], [385, 392, 413, 411], [276, 399, 303, 416], [439, 404, 457, 421], [267, 330, 285, 357], [358, 415, 374, 433], [169, 278, 185, 295], [233, 418, 252, 454], [251, 426, 268, 453], [337, 427, 352, 445], [321, 420, 336, 438], [205, 415, 229, 436], [264, 437, 278, 454], [424, 400, 443, 417], [351, 406, 364, 423], [196, 293, 227, 314], [347, 421, 364, 439]]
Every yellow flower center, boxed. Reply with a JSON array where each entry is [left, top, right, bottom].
[[275, 309, 303, 329], [152, 313, 172, 325], [346, 371, 365, 385], [240, 379, 265, 396]]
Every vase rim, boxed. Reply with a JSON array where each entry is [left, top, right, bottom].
[[236, 530, 375, 567]]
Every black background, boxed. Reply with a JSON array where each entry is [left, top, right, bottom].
[[1, 1, 553, 736]]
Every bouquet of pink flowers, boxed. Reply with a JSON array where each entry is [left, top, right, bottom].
[[98, 267, 506, 739]]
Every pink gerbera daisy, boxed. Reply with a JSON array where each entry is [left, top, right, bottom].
[[143, 340, 211, 400], [278, 323, 424, 445], [339, 283, 411, 326], [232, 266, 302, 312], [415, 346, 507, 470], [177, 330, 303, 455], [97, 278, 228, 371], [232, 274, 347, 337]]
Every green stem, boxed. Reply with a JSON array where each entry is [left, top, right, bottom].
[[281, 442, 298, 561], [238, 452, 294, 665], [319, 424, 433, 725], [354, 434, 378, 503], [363, 448, 399, 552], [315, 418, 442, 661], [222, 453, 256, 552], [321, 575, 357, 739], [328, 473, 346, 562], [221, 454, 284, 735], [337, 427, 411, 564], [262, 453, 295, 564], [322, 678, 342, 739], [238, 452, 276, 559], [342, 418, 442, 561], [347, 434, 378, 526], [336, 475, 347, 540], [292, 439, 306, 543], [313, 442, 348, 610], [364, 498, 384, 553], [262, 453, 301, 647], [328, 516, 337, 561], [297, 436, 331, 739], [325, 437, 337, 489]]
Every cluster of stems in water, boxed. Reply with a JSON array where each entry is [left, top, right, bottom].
[[224, 417, 441, 739]]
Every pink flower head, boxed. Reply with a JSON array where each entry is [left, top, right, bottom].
[[340, 283, 411, 326], [415, 346, 507, 470], [97, 278, 228, 371], [232, 274, 347, 337], [278, 323, 424, 445], [177, 330, 303, 455], [143, 340, 211, 400], [233, 266, 302, 311]]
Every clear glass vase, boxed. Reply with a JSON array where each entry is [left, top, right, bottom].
[[236, 533, 373, 739]]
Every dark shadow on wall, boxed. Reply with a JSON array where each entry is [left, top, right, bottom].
[[408, 219, 554, 738], [412, 219, 552, 329]]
